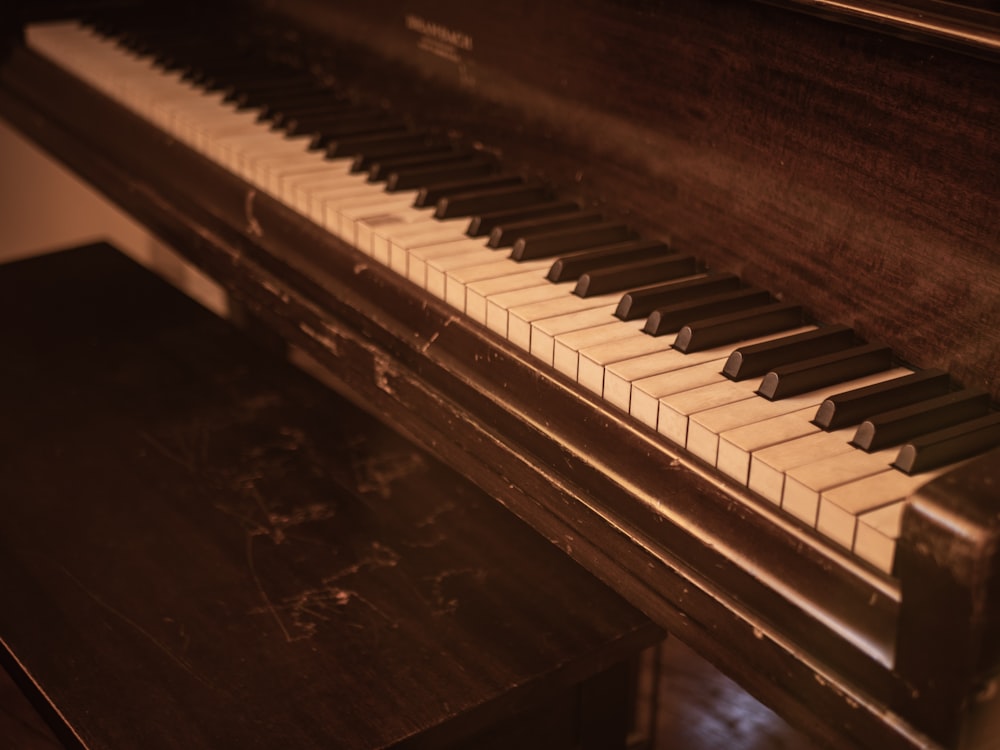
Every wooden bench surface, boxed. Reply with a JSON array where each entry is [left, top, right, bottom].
[[0, 243, 659, 749]]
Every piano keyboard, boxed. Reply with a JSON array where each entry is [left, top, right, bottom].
[[26, 18, 1000, 577]]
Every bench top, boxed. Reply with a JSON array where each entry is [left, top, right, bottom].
[[0, 243, 659, 749]]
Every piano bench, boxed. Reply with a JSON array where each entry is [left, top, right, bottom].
[[0, 242, 662, 750]]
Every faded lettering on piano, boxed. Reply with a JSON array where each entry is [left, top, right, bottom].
[[404, 13, 476, 84]]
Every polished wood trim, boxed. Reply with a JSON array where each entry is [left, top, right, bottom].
[[764, 0, 1000, 58]]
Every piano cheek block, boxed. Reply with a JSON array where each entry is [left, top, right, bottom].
[[894, 447, 1000, 744]]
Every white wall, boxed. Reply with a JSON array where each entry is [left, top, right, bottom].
[[0, 119, 227, 314]]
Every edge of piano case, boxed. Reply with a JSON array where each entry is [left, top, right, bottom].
[[1, 11, 998, 750]]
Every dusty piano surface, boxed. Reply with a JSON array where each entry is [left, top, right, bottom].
[[1, 1, 999, 747]]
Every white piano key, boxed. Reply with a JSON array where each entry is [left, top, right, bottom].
[[291, 171, 370, 215], [356, 213, 428, 257], [424, 245, 498, 296], [388, 224, 474, 271], [630, 358, 733, 429], [398, 237, 486, 284], [507, 292, 621, 353], [747, 427, 857, 505], [529, 305, 620, 365], [816, 468, 947, 552], [359, 211, 441, 252], [279, 158, 354, 203], [257, 152, 329, 195], [235, 130, 312, 158], [26, 22, 85, 58], [334, 195, 426, 246], [165, 101, 231, 134], [854, 502, 906, 574], [185, 109, 260, 152], [33, 28, 108, 70], [365, 218, 441, 263], [446, 258, 551, 314], [308, 182, 394, 226], [237, 137, 316, 183], [465, 269, 551, 324], [748, 428, 858, 505], [486, 284, 570, 337], [552, 321, 644, 380], [242, 144, 316, 188], [373, 216, 462, 260], [684, 368, 906, 466], [210, 131, 288, 171], [607, 327, 811, 420], [781, 447, 898, 526], [716, 407, 819, 484], [137, 85, 212, 122], [610, 349, 743, 416], [577, 333, 669, 396], [657, 380, 760, 448]]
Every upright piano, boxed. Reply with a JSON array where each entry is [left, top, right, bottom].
[[1, 1, 998, 747]]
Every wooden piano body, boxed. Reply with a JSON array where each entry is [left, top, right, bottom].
[[1, 1, 998, 747]]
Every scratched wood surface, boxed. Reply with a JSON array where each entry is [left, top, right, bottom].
[[0, 243, 660, 750]]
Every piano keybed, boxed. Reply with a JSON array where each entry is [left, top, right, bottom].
[[24, 17, 1000, 580]]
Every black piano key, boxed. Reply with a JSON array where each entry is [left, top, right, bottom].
[[309, 121, 409, 150], [161, 42, 257, 67], [852, 389, 991, 451], [350, 139, 453, 172], [367, 149, 476, 181], [510, 223, 637, 261], [673, 302, 804, 353], [615, 272, 742, 321], [547, 240, 668, 282], [812, 369, 952, 430], [233, 84, 327, 110], [267, 104, 358, 128], [153, 46, 210, 66], [155, 46, 229, 72], [415, 175, 523, 208], [486, 211, 602, 248], [323, 131, 422, 158], [386, 159, 497, 192], [467, 201, 580, 237], [262, 98, 356, 126], [291, 112, 395, 138], [187, 61, 271, 87], [435, 184, 551, 219], [574, 254, 700, 297], [327, 132, 437, 159], [221, 75, 316, 103], [115, 33, 165, 55], [893, 413, 1000, 475], [292, 113, 405, 137], [219, 70, 315, 91], [643, 288, 772, 336], [286, 107, 387, 127], [723, 325, 857, 381], [250, 88, 348, 111], [756, 343, 893, 401]]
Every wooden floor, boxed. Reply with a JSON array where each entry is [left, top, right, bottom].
[[654, 637, 820, 750], [2, 637, 819, 749]]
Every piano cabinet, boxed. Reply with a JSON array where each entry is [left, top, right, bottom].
[[1, 0, 998, 748]]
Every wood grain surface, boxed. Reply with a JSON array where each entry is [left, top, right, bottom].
[[270, 0, 1000, 402], [0, 243, 659, 749]]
